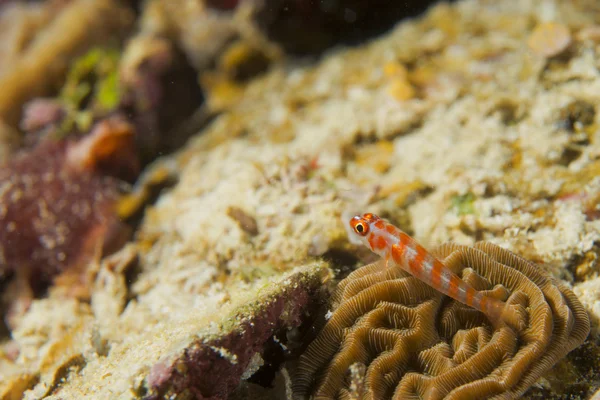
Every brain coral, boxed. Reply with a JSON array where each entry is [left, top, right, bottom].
[[294, 242, 590, 399]]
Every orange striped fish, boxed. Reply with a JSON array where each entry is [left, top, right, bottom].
[[348, 213, 523, 330]]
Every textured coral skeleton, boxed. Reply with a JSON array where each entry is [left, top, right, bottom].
[[294, 214, 590, 399]]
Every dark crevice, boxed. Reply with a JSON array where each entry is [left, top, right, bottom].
[[246, 332, 288, 387], [566, 243, 600, 283], [556, 99, 596, 133], [321, 248, 359, 270], [557, 146, 583, 167], [351, 118, 425, 147], [488, 100, 526, 126], [320, 248, 363, 281], [260, 0, 456, 56]]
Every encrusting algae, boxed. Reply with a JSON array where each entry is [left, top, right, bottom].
[[294, 224, 590, 399]]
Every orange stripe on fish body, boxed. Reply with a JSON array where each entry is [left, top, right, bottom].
[[430, 258, 443, 289], [367, 233, 377, 250], [391, 244, 404, 264], [409, 246, 427, 277], [447, 275, 462, 300], [393, 232, 414, 268], [465, 286, 476, 307], [377, 235, 387, 250], [479, 294, 489, 313]]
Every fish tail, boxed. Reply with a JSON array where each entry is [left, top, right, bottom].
[[486, 293, 528, 331]]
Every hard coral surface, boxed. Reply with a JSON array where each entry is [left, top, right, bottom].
[[294, 243, 590, 399]]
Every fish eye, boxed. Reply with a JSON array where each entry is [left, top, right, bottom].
[[353, 221, 369, 236]]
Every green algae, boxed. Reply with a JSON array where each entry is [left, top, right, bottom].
[[58, 47, 122, 135], [450, 192, 476, 216]]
